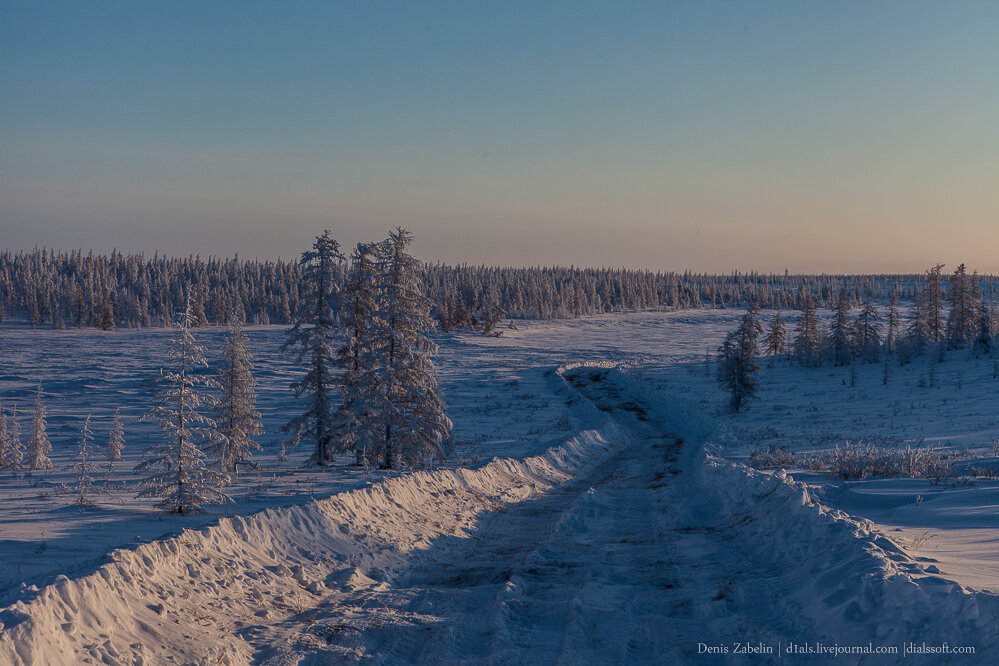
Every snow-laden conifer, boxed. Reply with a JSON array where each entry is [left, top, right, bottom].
[[827, 291, 854, 366], [947, 264, 981, 349], [105, 405, 125, 482], [717, 304, 762, 412], [886, 293, 901, 355], [335, 242, 383, 464], [212, 314, 263, 478], [136, 294, 228, 513], [853, 299, 882, 362], [924, 264, 945, 344], [793, 293, 821, 366], [973, 302, 992, 358], [107, 406, 125, 462], [907, 290, 931, 352], [353, 229, 452, 469], [762, 311, 787, 357], [71, 414, 100, 504], [282, 230, 345, 465], [26, 385, 53, 471]]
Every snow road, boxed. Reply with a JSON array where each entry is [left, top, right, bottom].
[[249, 368, 811, 664]]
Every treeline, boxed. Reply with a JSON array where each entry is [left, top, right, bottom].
[[718, 263, 999, 412], [1, 247, 998, 331]]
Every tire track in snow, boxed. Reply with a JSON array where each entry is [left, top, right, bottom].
[[259, 367, 816, 664]]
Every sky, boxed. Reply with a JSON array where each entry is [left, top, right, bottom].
[[1, 1, 998, 273]]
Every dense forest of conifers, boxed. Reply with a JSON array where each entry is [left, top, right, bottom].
[[0, 248, 996, 331]]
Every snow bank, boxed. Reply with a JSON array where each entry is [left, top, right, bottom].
[[0, 375, 624, 665], [699, 455, 999, 655]]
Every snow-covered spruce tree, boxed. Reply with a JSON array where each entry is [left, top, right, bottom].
[[334, 241, 384, 465], [717, 305, 762, 412], [947, 264, 981, 349], [211, 314, 263, 479], [353, 228, 452, 469], [762, 310, 787, 357], [71, 414, 99, 504], [282, 230, 345, 466], [106, 406, 125, 483], [853, 299, 882, 362], [792, 292, 821, 366], [973, 302, 992, 358], [923, 263, 946, 344], [886, 293, 900, 355], [906, 288, 931, 353], [828, 291, 854, 366], [136, 295, 228, 513], [107, 405, 125, 462], [26, 384, 53, 471]]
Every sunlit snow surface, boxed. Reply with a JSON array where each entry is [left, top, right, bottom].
[[2, 309, 999, 663]]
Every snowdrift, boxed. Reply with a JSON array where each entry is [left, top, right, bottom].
[[700, 458, 999, 656]]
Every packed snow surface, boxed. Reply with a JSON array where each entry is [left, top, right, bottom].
[[2, 309, 999, 663]]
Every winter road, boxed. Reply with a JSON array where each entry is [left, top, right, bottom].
[[253, 368, 810, 665]]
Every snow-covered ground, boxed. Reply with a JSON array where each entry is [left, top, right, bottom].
[[2, 309, 998, 663]]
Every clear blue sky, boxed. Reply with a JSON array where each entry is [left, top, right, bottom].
[[2, 1, 997, 272]]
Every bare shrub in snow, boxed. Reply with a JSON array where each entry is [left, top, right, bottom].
[[748, 446, 797, 469], [800, 442, 957, 481]]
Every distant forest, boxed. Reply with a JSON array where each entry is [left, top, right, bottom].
[[0, 248, 996, 331]]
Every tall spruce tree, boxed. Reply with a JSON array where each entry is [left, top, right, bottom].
[[886, 292, 900, 355], [853, 299, 882, 362], [762, 310, 787, 357], [828, 291, 854, 366], [351, 229, 452, 469], [136, 294, 227, 513], [282, 230, 345, 466], [334, 242, 383, 464], [947, 264, 981, 349], [924, 263, 946, 344], [973, 302, 992, 357], [212, 314, 263, 478], [793, 292, 822, 366], [717, 305, 762, 412]]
